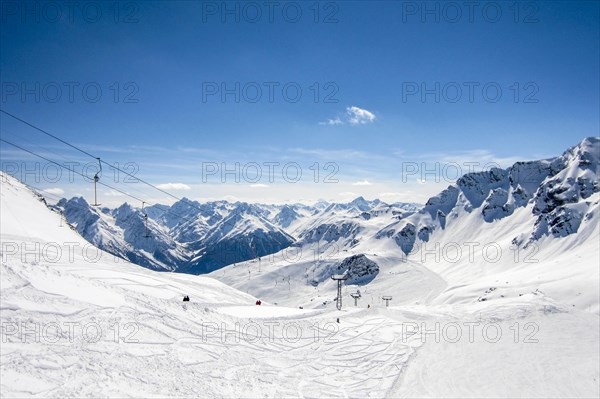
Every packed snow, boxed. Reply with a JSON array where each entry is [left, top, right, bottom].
[[1, 138, 599, 398]]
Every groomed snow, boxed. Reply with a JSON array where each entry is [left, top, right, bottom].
[[1, 172, 599, 398]]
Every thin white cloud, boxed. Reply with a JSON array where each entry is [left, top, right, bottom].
[[347, 106, 376, 125], [288, 147, 387, 161], [104, 190, 125, 197], [319, 117, 343, 126], [223, 195, 240, 202], [156, 183, 191, 190], [44, 188, 65, 195], [415, 149, 525, 169], [379, 192, 402, 197], [250, 184, 269, 188], [320, 105, 376, 126], [352, 180, 372, 186]]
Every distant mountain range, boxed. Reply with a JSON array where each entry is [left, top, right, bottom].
[[211, 137, 599, 313], [54, 191, 420, 274], [52, 137, 598, 283]]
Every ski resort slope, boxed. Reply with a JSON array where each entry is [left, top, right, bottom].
[[1, 173, 599, 398], [421, 198, 600, 312], [0, 174, 449, 397]]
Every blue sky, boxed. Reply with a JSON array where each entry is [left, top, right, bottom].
[[1, 1, 598, 205]]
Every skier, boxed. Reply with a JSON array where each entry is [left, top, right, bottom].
[[255, 299, 262, 305]]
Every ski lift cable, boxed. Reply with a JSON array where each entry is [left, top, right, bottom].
[[0, 128, 159, 203], [0, 110, 97, 159], [16, 181, 156, 233], [24, 184, 66, 202], [0, 111, 261, 243], [0, 139, 146, 204], [14, 179, 104, 212], [0, 139, 239, 233], [1, 128, 88, 166], [13, 182, 91, 225], [1, 109, 184, 203], [1, 110, 224, 225], [0, 141, 208, 233]]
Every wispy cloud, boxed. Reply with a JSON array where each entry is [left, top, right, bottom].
[[104, 190, 125, 197], [346, 106, 376, 125], [250, 184, 269, 188], [44, 188, 65, 195], [156, 183, 191, 190], [411, 149, 526, 170], [320, 105, 376, 126], [288, 147, 387, 162], [352, 180, 372, 186], [319, 117, 343, 126], [379, 192, 402, 197]]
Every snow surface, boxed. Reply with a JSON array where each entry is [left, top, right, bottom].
[[2, 169, 599, 397]]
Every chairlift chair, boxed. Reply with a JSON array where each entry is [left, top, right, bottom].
[[142, 201, 151, 238], [92, 158, 102, 206]]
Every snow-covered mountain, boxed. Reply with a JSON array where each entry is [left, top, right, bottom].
[[49, 137, 600, 300], [182, 202, 295, 274], [272, 204, 302, 228], [54, 198, 297, 274], [212, 137, 599, 314], [56, 197, 186, 271], [1, 138, 598, 397], [54, 192, 418, 274], [377, 136, 599, 255], [30, 137, 600, 312]]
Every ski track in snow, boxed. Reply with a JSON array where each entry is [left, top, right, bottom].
[[2, 157, 600, 398], [1, 255, 423, 397]]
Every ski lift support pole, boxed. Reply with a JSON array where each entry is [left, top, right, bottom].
[[331, 274, 348, 310]]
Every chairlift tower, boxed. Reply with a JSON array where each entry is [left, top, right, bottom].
[[382, 296, 392, 307], [331, 274, 348, 310], [350, 291, 361, 307]]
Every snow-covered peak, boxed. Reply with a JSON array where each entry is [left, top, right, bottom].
[[273, 205, 301, 228], [378, 137, 600, 255]]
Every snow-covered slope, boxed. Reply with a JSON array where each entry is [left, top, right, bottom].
[[1, 159, 599, 398], [379, 137, 599, 255], [376, 136, 600, 310], [0, 173, 423, 397], [212, 138, 599, 315], [55, 197, 187, 271]]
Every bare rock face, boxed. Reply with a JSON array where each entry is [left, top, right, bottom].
[[336, 254, 379, 285]]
